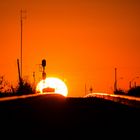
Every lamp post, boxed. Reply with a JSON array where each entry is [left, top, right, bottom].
[[129, 76, 139, 89]]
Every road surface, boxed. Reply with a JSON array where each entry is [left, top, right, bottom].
[[0, 93, 139, 138]]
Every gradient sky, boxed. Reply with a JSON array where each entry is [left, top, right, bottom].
[[0, 0, 140, 97]]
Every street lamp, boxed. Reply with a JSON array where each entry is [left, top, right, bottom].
[[129, 76, 139, 89]]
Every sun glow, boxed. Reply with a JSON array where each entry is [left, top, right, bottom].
[[36, 77, 68, 97]]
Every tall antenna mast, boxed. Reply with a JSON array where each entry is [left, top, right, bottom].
[[20, 9, 26, 79], [20, 10, 23, 79]]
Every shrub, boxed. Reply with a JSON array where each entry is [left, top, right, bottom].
[[127, 86, 140, 97], [15, 78, 35, 95]]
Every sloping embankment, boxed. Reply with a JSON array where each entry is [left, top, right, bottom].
[[85, 93, 140, 109]]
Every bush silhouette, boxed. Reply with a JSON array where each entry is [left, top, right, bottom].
[[114, 89, 126, 95], [0, 75, 12, 95], [16, 79, 35, 95], [127, 86, 140, 97]]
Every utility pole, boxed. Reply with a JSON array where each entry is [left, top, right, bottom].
[[17, 59, 21, 83], [17, 59, 23, 87]]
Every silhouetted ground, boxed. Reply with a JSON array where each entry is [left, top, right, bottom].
[[0, 94, 140, 138]]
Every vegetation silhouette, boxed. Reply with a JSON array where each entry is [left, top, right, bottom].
[[127, 86, 140, 97], [15, 78, 35, 95], [114, 88, 126, 95], [0, 76, 140, 137], [0, 75, 35, 97], [0, 74, 140, 98], [114, 86, 140, 97], [0, 75, 13, 96]]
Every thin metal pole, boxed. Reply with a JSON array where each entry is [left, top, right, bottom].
[[114, 68, 117, 92], [20, 10, 23, 79]]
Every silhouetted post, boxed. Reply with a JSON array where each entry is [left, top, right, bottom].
[[20, 10, 22, 79], [20, 9, 26, 79], [42, 59, 46, 80], [129, 76, 139, 89], [89, 86, 93, 93], [32, 71, 36, 92], [33, 71, 36, 86], [114, 68, 117, 93], [17, 59, 23, 87], [33, 72, 35, 84]]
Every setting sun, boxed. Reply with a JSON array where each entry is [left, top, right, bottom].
[[36, 77, 68, 97]]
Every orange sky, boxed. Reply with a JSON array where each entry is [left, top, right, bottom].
[[0, 0, 140, 97]]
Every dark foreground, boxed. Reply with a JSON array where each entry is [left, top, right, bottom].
[[0, 94, 140, 138]]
